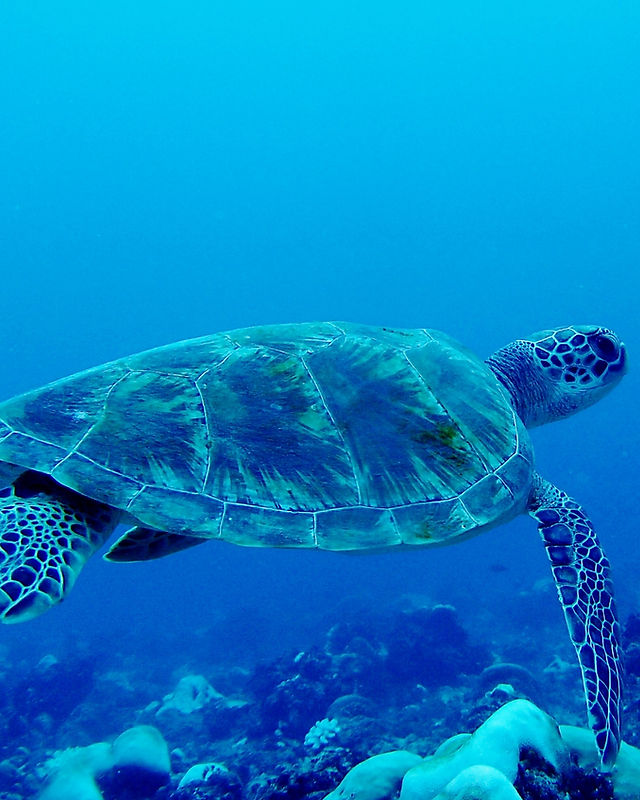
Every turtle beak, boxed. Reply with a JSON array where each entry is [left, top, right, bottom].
[[617, 341, 627, 374], [605, 338, 627, 379]]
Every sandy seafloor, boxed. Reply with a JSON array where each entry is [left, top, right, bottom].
[[0, 1, 639, 798]]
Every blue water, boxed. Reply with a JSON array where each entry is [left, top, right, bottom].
[[1, 0, 639, 769]]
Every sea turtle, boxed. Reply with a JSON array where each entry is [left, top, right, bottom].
[[0, 322, 626, 766]]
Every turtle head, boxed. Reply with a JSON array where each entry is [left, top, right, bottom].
[[487, 325, 627, 428]]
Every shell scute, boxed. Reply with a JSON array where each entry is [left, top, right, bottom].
[[407, 338, 516, 472], [496, 449, 534, 502], [77, 371, 208, 492], [221, 504, 315, 547], [53, 452, 141, 508], [305, 335, 486, 506], [460, 473, 515, 525], [393, 498, 475, 545], [200, 346, 357, 510], [0, 363, 125, 463], [128, 486, 224, 536], [334, 323, 433, 350], [125, 337, 234, 376], [0, 432, 66, 476], [315, 506, 400, 550], [224, 321, 341, 353]]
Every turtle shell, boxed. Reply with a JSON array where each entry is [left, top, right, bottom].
[[0, 323, 533, 550]]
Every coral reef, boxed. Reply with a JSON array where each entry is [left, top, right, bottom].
[[2, 598, 640, 799]]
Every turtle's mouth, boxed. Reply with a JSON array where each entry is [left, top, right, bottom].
[[607, 341, 627, 377]]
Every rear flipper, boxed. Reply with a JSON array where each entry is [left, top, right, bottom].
[[0, 477, 119, 623], [528, 473, 622, 770], [105, 526, 206, 562]]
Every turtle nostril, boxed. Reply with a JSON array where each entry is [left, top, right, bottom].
[[593, 334, 619, 363]]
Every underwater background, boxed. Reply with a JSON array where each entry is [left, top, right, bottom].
[[1, 1, 639, 797]]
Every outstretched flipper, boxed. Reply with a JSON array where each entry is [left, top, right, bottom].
[[0, 477, 119, 623], [528, 473, 622, 769]]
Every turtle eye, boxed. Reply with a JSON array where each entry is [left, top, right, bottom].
[[592, 333, 620, 363]]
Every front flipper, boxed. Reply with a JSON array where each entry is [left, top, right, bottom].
[[528, 473, 622, 769], [0, 480, 119, 623]]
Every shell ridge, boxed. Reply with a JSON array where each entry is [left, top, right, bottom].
[[54, 371, 132, 472], [327, 322, 347, 336], [124, 368, 201, 379], [261, 344, 304, 358], [216, 498, 457, 513], [202, 349, 237, 373], [496, 406, 522, 500], [457, 497, 479, 527], [192, 345, 237, 496], [388, 509, 402, 542], [300, 354, 363, 505], [218, 503, 227, 539], [125, 484, 148, 511], [53, 451, 134, 482], [193, 376, 213, 492], [4, 430, 66, 454], [496, 472, 515, 499]]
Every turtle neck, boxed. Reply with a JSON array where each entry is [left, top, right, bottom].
[[486, 341, 549, 428]]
